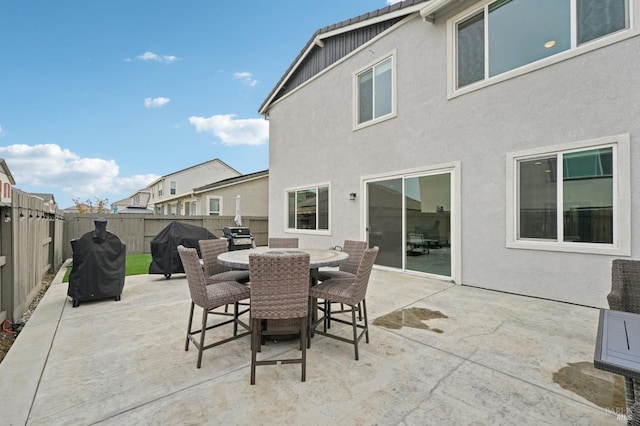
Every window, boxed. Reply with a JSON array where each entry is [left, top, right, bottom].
[[507, 134, 630, 255], [169, 203, 177, 215], [184, 200, 197, 216], [453, 0, 629, 90], [355, 55, 395, 127], [155, 205, 164, 215], [207, 197, 221, 216], [170, 181, 176, 195], [158, 184, 163, 197], [286, 184, 330, 232]]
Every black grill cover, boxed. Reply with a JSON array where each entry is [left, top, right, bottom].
[[149, 221, 216, 278], [68, 219, 126, 305]]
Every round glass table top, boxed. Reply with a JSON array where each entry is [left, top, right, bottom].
[[217, 247, 348, 270]]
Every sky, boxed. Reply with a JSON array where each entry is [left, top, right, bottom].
[[0, 0, 402, 209]]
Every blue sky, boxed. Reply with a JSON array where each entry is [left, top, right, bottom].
[[0, 0, 401, 208]]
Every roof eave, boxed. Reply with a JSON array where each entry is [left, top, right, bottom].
[[419, 0, 462, 20], [258, 3, 427, 116]]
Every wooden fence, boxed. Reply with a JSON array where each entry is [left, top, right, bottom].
[[0, 203, 267, 323], [62, 214, 269, 259], [0, 190, 65, 323]]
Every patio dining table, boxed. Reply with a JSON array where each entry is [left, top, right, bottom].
[[217, 247, 349, 282], [217, 247, 349, 338]]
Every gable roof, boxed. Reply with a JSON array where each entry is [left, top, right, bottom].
[[193, 169, 268, 193], [258, 0, 429, 115], [0, 158, 16, 185], [147, 158, 240, 187]]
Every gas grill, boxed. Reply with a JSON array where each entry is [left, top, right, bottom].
[[223, 226, 254, 251]]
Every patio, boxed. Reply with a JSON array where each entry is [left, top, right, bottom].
[[0, 261, 625, 425]]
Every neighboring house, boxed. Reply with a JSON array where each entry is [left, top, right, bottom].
[[0, 159, 16, 206], [111, 190, 154, 214], [148, 158, 241, 215], [258, 0, 639, 307], [192, 169, 269, 217]]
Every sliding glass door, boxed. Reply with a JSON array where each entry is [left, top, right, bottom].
[[366, 171, 452, 278]]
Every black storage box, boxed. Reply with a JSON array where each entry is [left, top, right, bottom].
[[222, 227, 254, 250], [149, 221, 216, 279]]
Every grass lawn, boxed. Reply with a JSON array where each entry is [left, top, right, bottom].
[[62, 253, 152, 283]]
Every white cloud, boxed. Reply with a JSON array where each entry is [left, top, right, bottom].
[[233, 71, 258, 87], [128, 51, 178, 63], [0, 125, 4, 137], [144, 97, 170, 108], [188, 114, 269, 146], [0, 144, 159, 205], [386, 0, 404, 4]]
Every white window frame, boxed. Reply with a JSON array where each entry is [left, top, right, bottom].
[[447, 0, 638, 99], [284, 182, 331, 235], [506, 134, 630, 255], [169, 203, 177, 216], [353, 50, 397, 130], [207, 196, 222, 216], [170, 181, 177, 195]]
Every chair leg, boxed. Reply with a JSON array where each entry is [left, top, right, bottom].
[[352, 307, 359, 361], [185, 302, 195, 351], [251, 317, 260, 385], [197, 308, 207, 368], [301, 316, 307, 382], [233, 302, 239, 336], [362, 299, 369, 344]]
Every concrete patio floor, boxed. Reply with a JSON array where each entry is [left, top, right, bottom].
[[0, 262, 627, 425]]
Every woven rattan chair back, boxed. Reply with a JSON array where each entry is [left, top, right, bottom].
[[349, 247, 379, 304], [268, 237, 299, 248], [249, 252, 310, 319], [608, 259, 640, 314], [338, 240, 368, 275], [248, 251, 310, 384], [199, 239, 230, 277], [178, 245, 209, 308]]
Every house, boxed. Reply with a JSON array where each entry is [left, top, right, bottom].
[[0, 159, 15, 206], [191, 169, 269, 217], [258, 0, 639, 307], [111, 190, 154, 214], [148, 158, 241, 215]]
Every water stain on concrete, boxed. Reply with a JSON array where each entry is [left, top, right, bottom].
[[553, 361, 625, 410], [373, 307, 448, 333]]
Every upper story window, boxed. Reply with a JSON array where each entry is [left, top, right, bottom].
[[355, 53, 396, 128], [170, 181, 177, 195], [208, 197, 221, 216], [453, 0, 629, 91], [158, 183, 163, 197], [286, 184, 330, 233], [506, 134, 630, 255]]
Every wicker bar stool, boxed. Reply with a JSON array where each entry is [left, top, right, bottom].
[[177, 245, 251, 368], [249, 251, 310, 384], [310, 247, 378, 360], [199, 239, 250, 284], [317, 240, 367, 282]]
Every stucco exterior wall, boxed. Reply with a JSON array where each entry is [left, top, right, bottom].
[[195, 176, 269, 217], [267, 6, 640, 307]]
